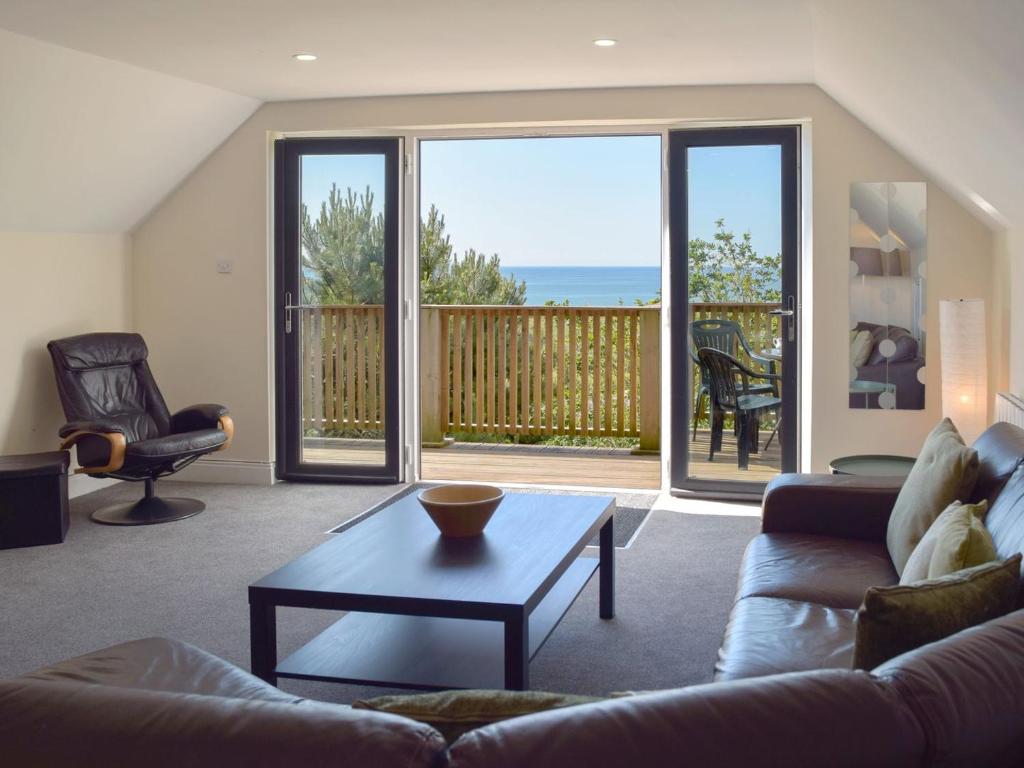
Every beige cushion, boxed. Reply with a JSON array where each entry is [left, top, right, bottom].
[[853, 554, 1022, 670], [352, 689, 601, 743], [900, 500, 995, 584], [850, 329, 873, 368], [886, 418, 980, 575]]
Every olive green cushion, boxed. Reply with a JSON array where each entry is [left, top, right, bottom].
[[853, 554, 1022, 670], [886, 418, 980, 575], [900, 500, 995, 584], [352, 689, 601, 743]]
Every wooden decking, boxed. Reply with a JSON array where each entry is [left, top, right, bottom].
[[422, 445, 660, 489], [684, 427, 782, 483], [302, 428, 780, 490]]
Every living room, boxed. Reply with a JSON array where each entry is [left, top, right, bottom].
[[2, 2, 1023, 766]]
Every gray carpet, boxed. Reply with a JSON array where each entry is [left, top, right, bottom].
[[0, 480, 758, 703]]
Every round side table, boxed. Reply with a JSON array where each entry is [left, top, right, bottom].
[[849, 380, 896, 409], [829, 454, 916, 478]]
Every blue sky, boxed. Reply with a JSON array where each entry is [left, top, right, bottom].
[[300, 138, 781, 267], [302, 153, 386, 214], [421, 137, 660, 267], [688, 144, 781, 259]]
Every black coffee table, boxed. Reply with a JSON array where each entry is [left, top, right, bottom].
[[249, 491, 615, 691]]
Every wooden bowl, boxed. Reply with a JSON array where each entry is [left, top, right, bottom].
[[418, 484, 504, 538]]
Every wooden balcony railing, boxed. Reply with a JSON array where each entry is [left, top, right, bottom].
[[299, 301, 780, 452], [420, 306, 661, 449], [299, 306, 386, 433]]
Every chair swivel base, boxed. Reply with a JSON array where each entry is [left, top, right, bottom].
[[91, 497, 205, 526], [90, 478, 204, 526]]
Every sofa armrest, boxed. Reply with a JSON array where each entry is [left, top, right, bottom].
[[761, 473, 905, 542], [0, 678, 446, 768]]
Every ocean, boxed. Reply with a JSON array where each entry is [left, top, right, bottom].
[[499, 266, 661, 306]]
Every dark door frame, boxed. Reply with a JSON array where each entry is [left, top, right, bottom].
[[274, 137, 402, 483], [668, 126, 800, 496]]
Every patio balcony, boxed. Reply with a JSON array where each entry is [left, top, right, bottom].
[[298, 301, 782, 488]]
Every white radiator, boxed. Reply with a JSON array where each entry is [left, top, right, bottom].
[[995, 392, 1024, 429]]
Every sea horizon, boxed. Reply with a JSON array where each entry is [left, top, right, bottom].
[[499, 265, 661, 306]]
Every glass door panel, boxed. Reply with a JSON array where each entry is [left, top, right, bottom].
[[669, 128, 799, 494], [275, 138, 400, 482]]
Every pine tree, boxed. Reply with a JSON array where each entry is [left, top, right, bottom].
[[302, 189, 525, 305], [688, 219, 781, 303]]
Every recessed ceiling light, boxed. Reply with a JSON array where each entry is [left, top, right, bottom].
[[593, 38, 617, 47], [293, 53, 318, 62]]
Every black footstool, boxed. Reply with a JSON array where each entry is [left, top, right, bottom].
[[0, 451, 71, 549]]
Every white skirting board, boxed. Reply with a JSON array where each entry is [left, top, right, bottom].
[[68, 473, 121, 499], [161, 457, 277, 486], [66, 459, 276, 498]]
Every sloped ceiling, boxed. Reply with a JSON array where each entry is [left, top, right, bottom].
[[811, 0, 1024, 231], [0, 28, 259, 232], [0, 0, 1020, 235]]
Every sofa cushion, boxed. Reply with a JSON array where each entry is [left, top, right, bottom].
[[853, 555, 1022, 670], [448, 669, 924, 768], [714, 597, 855, 681], [850, 329, 873, 368], [738, 533, 897, 609], [899, 500, 995, 584], [856, 321, 890, 359], [18, 637, 301, 705], [867, 326, 918, 365], [125, 428, 228, 465], [887, 418, 979, 575], [354, 689, 601, 744], [873, 608, 1024, 767]]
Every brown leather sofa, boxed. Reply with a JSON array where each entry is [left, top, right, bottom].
[[0, 638, 448, 767], [3, 423, 1023, 766], [716, 421, 1024, 681], [2, 613, 1023, 767]]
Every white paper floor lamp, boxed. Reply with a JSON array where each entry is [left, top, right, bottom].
[[939, 298, 987, 444]]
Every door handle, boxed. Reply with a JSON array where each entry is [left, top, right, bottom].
[[769, 296, 797, 342]]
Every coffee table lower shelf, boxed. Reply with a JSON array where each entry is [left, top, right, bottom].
[[275, 556, 599, 690]]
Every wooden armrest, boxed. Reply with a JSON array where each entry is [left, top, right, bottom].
[[59, 431, 127, 475], [217, 416, 234, 451]]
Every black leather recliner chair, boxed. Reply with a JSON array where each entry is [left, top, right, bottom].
[[47, 333, 233, 526]]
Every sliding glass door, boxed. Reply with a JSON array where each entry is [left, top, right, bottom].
[[669, 127, 800, 494], [275, 138, 401, 482]]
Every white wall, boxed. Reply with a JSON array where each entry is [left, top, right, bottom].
[[1006, 230, 1024, 395], [0, 232, 132, 457], [132, 83, 998, 475]]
